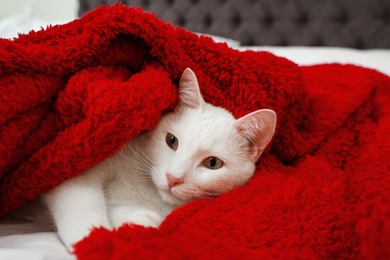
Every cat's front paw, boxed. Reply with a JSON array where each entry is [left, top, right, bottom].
[[112, 209, 164, 228]]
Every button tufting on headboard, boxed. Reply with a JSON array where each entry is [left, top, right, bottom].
[[79, 0, 390, 48]]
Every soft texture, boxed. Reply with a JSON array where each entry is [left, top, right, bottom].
[[0, 5, 389, 259]]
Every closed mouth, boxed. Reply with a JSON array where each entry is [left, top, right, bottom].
[[159, 188, 186, 205]]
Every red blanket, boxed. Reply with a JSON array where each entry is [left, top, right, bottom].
[[1, 5, 389, 259]]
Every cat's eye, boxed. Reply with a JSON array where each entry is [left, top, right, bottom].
[[203, 157, 224, 170], [166, 133, 178, 150]]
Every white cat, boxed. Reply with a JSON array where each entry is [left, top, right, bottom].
[[40, 68, 276, 249]]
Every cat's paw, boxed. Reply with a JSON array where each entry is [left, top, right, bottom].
[[112, 209, 164, 228]]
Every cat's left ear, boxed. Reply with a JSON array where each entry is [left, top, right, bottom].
[[235, 109, 277, 162], [178, 68, 204, 109]]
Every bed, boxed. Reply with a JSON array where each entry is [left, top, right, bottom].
[[0, 1, 389, 259]]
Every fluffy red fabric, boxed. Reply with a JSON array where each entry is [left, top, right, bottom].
[[0, 5, 389, 259]]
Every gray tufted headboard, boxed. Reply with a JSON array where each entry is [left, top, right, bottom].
[[79, 0, 390, 49]]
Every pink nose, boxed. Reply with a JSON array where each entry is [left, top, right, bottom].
[[166, 173, 183, 189]]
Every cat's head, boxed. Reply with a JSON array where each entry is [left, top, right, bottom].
[[145, 68, 276, 205]]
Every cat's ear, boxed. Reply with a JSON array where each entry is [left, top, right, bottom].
[[235, 109, 277, 161], [178, 68, 204, 109]]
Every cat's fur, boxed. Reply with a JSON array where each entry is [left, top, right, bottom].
[[31, 68, 276, 249]]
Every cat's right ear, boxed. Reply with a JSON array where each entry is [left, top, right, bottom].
[[235, 109, 277, 162], [178, 68, 204, 109]]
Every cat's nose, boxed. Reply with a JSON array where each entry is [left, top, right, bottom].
[[166, 173, 184, 189]]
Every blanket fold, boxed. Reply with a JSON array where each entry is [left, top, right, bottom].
[[1, 5, 389, 259]]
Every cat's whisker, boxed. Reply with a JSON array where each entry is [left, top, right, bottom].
[[169, 105, 179, 114], [132, 138, 155, 167], [117, 151, 152, 173], [115, 164, 153, 183], [126, 140, 155, 171], [116, 163, 150, 174], [132, 176, 153, 183], [125, 144, 155, 172]]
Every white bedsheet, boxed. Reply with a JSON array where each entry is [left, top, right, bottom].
[[237, 46, 390, 76], [0, 221, 73, 260], [0, 7, 389, 260]]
